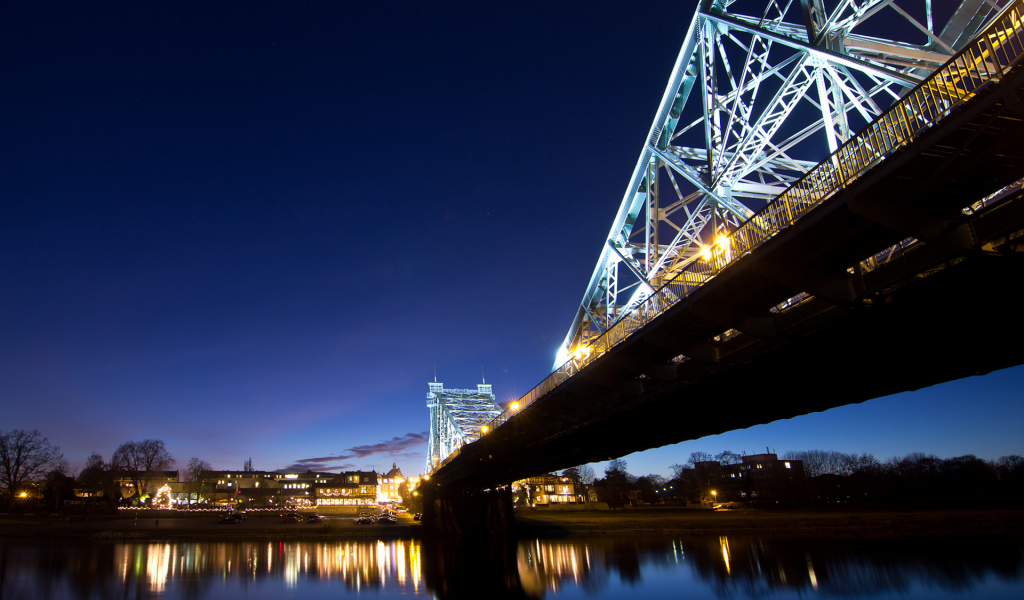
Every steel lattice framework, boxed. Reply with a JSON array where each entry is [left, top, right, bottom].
[[426, 382, 503, 472], [554, 0, 1004, 369]]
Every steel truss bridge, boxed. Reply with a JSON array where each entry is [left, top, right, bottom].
[[429, 0, 1024, 491]]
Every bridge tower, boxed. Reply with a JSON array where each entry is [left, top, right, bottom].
[[426, 381, 503, 473]]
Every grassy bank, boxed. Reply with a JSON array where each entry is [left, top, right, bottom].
[[515, 507, 1024, 536]]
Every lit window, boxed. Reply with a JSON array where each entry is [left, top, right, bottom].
[[784, 462, 791, 469]]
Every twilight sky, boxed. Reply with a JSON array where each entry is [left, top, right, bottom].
[[2, 1, 1021, 480]]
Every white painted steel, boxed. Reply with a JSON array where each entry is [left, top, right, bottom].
[[553, 0, 1004, 370]]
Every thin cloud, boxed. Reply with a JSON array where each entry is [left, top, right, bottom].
[[292, 432, 427, 468], [280, 462, 354, 472]]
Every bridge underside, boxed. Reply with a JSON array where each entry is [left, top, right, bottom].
[[434, 64, 1024, 492]]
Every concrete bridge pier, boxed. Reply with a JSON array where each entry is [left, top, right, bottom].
[[420, 480, 516, 534]]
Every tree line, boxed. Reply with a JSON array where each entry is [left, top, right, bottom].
[[0, 428, 218, 511], [583, 450, 1024, 509]]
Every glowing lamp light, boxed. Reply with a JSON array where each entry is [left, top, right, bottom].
[[700, 247, 712, 260], [510, 402, 520, 411], [715, 235, 729, 247], [573, 345, 591, 360], [480, 426, 489, 434]]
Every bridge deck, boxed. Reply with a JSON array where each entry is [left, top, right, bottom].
[[433, 3, 1024, 491]]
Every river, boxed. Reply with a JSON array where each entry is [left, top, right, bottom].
[[1, 533, 1021, 599]]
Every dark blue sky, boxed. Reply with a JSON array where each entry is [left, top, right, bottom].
[[2, 1, 1020, 479]]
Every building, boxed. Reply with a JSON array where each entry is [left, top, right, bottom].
[[718, 453, 805, 503], [117, 470, 179, 503], [201, 470, 338, 509], [517, 474, 578, 506], [381, 463, 405, 503], [316, 471, 381, 513]]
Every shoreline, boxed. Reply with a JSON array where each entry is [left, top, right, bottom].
[[2, 508, 1022, 543]]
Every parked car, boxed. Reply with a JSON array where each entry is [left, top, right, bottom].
[[412, 513, 422, 521], [354, 517, 374, 525], [305, 515, 323, 523], [231, 512, 246, 520], [218, 516, 239, 524], [377, 515, 396, 524]]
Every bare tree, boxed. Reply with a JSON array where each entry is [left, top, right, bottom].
[[561, 464, 596, 501], [685, 452, 718, 502], [783, 450, 875, 477], [577, 464, 595, 486], [110, 439, 175, 500], [0, 429, 63, 499], [687, 451, 714, 466], [184, 457, 212, 506], [715, 450, 742, 465]]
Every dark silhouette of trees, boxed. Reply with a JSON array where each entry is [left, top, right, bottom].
[[634, 474, 667, 504], [715, 450, 742, 465], [0, 429, 63, 504], [78, 452, 117, 506], [782, 450, 877, 477], [793, 451, 1024, 508], [183, 456, 212, 506], [110, 439, 175, 501], [595, 459, 635, 508], [44, 458, 77, 511], [680, 452, 718, 503]]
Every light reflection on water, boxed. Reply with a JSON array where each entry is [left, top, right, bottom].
[[0, 533, 1021, 599]]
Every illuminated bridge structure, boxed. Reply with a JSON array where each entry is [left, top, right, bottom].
[[422, 0, 1024, 529]]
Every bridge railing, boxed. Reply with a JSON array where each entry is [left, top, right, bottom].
[[442, 0, 1024, 469]]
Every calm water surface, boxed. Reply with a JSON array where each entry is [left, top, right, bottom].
[[1, 533, 1021, 599]]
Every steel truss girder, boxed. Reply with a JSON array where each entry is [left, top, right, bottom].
[[554, 0, 1002, 371]]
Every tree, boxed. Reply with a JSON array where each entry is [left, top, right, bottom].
[[44, 458, 77, 512], [634, 474, 667, 504], [183, 457, 212, 506], [606, 458, 630, 477], [578, 464, 595, 485], [685, 452, 717, 503], [599, 459, 634, 508], [0, 429, 63, 501], [78, 452, 115, 506], [715, 450, 742, 465], [561, 465, 595, 501], [243, 457, 254, 472], [110, 440, 175, 501], [783, 450, 873, 477]]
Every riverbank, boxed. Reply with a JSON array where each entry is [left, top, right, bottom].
[[514, 507, 1024, 537], [2, 508, 1021, 542]]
